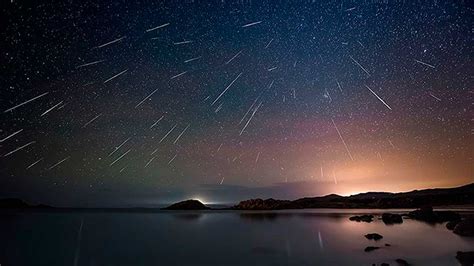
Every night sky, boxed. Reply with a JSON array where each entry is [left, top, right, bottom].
[[0, 0, 472, 207]]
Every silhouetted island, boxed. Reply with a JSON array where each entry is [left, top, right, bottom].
[[0, 198, 52, 209], [162, 199, 210, 210], [232, 183, 474, 210]]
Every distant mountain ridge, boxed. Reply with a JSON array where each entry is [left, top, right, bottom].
[[232, 183, 474, 210], [1, 183, 473, 210]]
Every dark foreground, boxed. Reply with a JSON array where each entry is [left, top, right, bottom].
[[1, 209, 473, 266]]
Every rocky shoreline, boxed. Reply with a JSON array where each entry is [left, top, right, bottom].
[[347, 207, 474, 266]]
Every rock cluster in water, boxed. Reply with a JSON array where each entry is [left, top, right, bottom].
[[349, 214, 374, 223]]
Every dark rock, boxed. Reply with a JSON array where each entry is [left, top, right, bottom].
[[162, 199, 210, 210], [456, 251, 474, 266], [381, 263, 390, 266], [385, 243, 391, 246], [408, 207, 461, 223], [446, 220, 460, 230], [364, 246, 380, 252], [382, 213, 403, 224], [453, 219, 474, 237], [365, 233, 383, 241], [349, 215, 374, 223], [395, 258, 411, 266]]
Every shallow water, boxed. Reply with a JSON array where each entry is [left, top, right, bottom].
[[0, 209, 473, 266]]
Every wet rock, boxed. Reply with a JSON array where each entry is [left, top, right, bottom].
[[365, 233, 383, 241], [349, 214, 374, 222], [456, 251, 474, 266], [446, 220, 460, 230], [395, 258, 411, 265], [453, 219, 474, 237], [364, 246, 380, 252], [382, 213, 403, 224], [408, 206, 461, 223]]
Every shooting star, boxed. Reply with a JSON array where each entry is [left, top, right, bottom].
[[365, 85, 392, 110], [75, 60, 105, 69], [108, 137, 131, 157], [211, 72, 243, 105], [429, 92, 441, 101], [255, 151, 261, 163], [110, 149, 131, 166], [159, 124, 177, 143], [3, 141, 35, 157], [26, 158, 43, 169], [145, 23, 170, 32], [414, 59, 435, 68], [170, 71, 187, 80], [173, 124, 190, 144], [220, 176, 225, 185], [265, 38, 273, 49], [184, 56, 201, 63], [388, 139, 396, 149], [225, 50, 242, 65], [47, 156, 70, 170], [103, 69, 128, 84], [336, 80, 343, 92], [145, 157, 156, 168], [242, 21, 262, 28], [151, 147, 159, 156], [82, 114, 102, 128], [217, 143, 223, 153], [331, 118, 354, 161], [268, 66, 278, 71], [349, 55, 370, 76], [95, 36, 126, 49], [214, 100, 223, 111], [168, 154, 177, 165], [4, 92, 49, 113], [1, 129, 23, 142], [239, 96, 261, 125], [150, 116, 164, 129], [40, 101, 63, 117], [239, 101, 263, 136], [135, 88, 159, 108], [174, 40, 193, 45]]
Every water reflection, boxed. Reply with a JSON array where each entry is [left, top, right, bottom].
[[0, 210, 472, 266]]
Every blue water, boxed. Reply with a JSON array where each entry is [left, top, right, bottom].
[[0, 209, 473, 266]]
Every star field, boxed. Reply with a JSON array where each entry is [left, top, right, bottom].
[[0, 0, 472, 206]]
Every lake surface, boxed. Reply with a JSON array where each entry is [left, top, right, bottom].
[[1, 209, 473, 266]]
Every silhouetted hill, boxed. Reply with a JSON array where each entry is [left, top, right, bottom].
[[0, 198, 53, 209], [162, 199, 210, 210], [233, 183, 474, 210]]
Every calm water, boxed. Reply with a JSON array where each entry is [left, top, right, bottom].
[[1, 209, 473, 266]]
